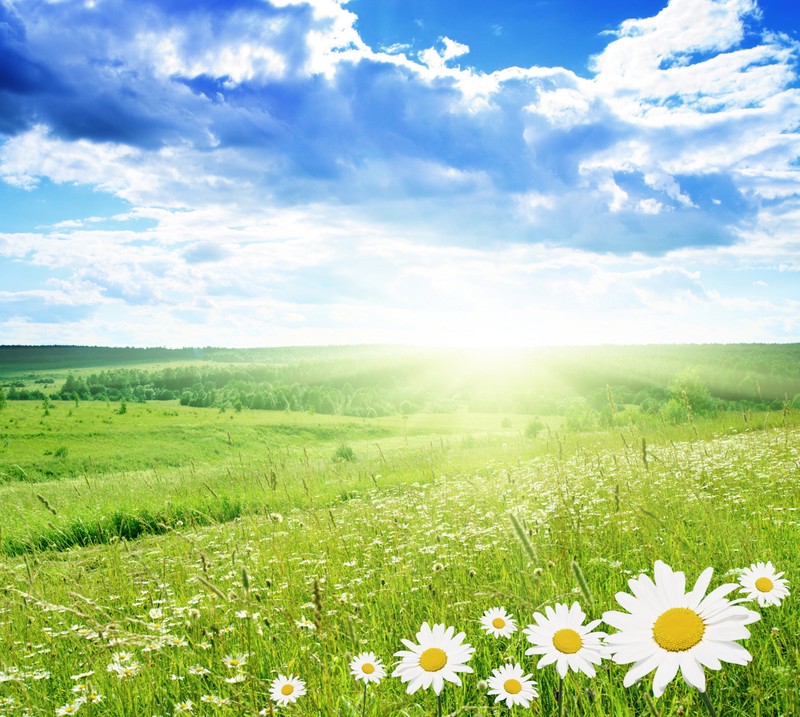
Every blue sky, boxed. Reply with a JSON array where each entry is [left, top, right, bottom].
[[1, 0, 799, 347]]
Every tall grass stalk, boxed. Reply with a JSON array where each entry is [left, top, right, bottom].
[[509, 513, 538, 563]]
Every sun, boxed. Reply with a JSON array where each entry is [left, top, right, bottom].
[[402, 309, 583, 349]]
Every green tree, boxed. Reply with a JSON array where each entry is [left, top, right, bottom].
[[564, 399, 599, 432], [669, 369, 714, 416]]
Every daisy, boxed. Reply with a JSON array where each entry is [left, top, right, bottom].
[[295, 616, 316, 630], [486, 663, 538, 708], [270, 674, 306, 707], [222, 653, 248, 670], [350, 652, 386, 685], [603, 560, 761, 697], [392, 622, 475, 695], [738, 562, 790, 607], [56, 699, 85, 716], [523, 602, 609, 678], [479, 607, 517, 638], [107, 661, 141, 679], [200, 695, 230, 706]]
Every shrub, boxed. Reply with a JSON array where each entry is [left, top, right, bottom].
[[524, 418, 545, 438], [333, 443, 356, 462]]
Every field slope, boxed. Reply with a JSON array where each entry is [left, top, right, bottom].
[[0, 346, 798, 715]]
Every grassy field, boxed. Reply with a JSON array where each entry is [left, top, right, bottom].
[[0, 394, 798, 716]]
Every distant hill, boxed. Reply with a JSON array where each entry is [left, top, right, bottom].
[[2, 343, 799, 417], [0, 345, 202, 370]]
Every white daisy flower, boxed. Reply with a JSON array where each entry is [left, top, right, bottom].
[[479, 607, 517, 638], [222, 653, 248, 670], [350, 652, 386, 685], [55, 699, 85, 716], [738, 561, 790, 607], [603, 560, 761, 697], [111, 651, 134, 663], [392, 622, 475, 695], [295, 616, 316, 630], [270, 674, 306, 707], [107, 661, 141, 679], [523, 601, 609, 678], [486, 663, 538, 708]]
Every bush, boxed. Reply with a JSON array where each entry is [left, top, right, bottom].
[[564, 400, 599, 432], [333, 443, 356, 462], [660, 398, 689, 424], [524, 418, 545, 438]]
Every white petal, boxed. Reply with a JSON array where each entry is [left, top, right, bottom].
[[603, 609, 633, 630], [537, 652, 558, 669], [679, 656, 706, 693], [655, 561, 685, 604], [623, 652, 661, 686], [703, 640, 752, 666], [686, 566, 714, 607], [652, 652, 680, 697]]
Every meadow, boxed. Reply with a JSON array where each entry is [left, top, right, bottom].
[[0, 346, 798, 716]]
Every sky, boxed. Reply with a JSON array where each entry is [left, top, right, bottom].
[[1, 0, 799, 348]]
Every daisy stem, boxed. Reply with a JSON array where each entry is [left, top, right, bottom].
[[699, 690, 720, 717], [557, 675, 564, 717], [360, 682, 367, 717], [437, 692, 443, 717]]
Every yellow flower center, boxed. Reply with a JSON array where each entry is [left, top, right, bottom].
[[362, 663, 375, 674], [504, 678, 522, 694], [755, 577, 773, 593], [552, 628, 582, 654], [492, 617, 506, 629], [419, 647, 448, 672], [652, 607, 705, 652], [281, 684, 294, 696]]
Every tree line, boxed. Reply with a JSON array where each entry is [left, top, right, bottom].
[[2, 361, 797, 424]]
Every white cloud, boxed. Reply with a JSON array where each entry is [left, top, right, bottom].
[[2, 0, 800, 344], [532, 87, 593, 127], [600, 177, 629, 213], [592, 0, 762, 116], [637, 198, 664, 214]]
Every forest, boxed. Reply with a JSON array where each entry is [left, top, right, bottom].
[[2, 343, 799, 427]]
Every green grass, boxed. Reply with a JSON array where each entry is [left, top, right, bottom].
[[0, 400, 557, 555], [0, 399, 797, 716]]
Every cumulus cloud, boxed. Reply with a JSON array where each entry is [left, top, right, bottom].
[[0, 0, 799, 344], [3, 0, 796, 240]]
